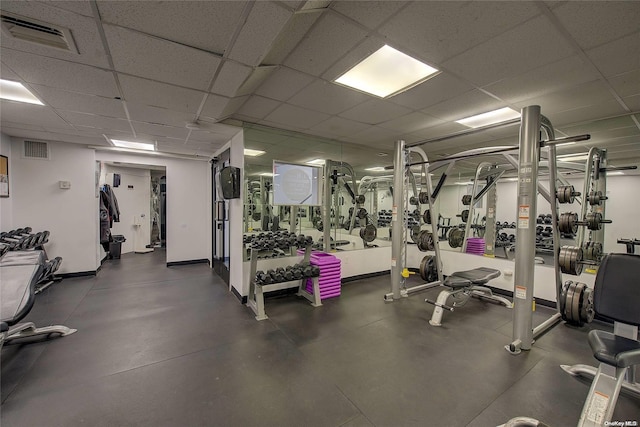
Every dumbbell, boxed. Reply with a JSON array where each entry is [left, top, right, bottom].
[[291, 265, 304, 280], [536, 225, 544, 235], [268, 268, 284, 283], [255, 270, 271, 285], [508, 234, 516, 242], [544, 214, 552, 224]]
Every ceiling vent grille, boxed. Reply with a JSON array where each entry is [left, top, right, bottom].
[[0, 12, 78, 53], [23, 140, 50, 160]]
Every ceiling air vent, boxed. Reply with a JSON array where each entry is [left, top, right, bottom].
[[23, 140, 50, 160], [0, 12, 78, 53]]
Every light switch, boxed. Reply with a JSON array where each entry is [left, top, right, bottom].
[[59, 180, 71, 189]]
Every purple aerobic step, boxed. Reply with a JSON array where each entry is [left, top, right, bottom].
[[297, 251, 341, 300]]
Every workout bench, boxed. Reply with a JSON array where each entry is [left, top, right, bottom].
[[426, 267, 512, 327], [0, 250, 76, 350]]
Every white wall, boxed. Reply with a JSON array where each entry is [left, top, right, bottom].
[[94, 151, 210, 265], [101, 165, 152, 255], [11, 140, 98, 274], [215, 131, 245, 296], [0, 132, 12, 230]]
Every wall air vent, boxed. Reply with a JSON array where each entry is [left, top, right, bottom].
[[23, 140, 50, 160], [0, 12, 78, 53]]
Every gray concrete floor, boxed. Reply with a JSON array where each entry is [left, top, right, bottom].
[[1, 249, 638, 426]]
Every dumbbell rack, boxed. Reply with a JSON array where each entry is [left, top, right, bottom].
[[247, 243, 321, 321]]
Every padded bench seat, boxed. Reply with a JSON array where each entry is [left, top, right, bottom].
[[444, 267, 501, 289]]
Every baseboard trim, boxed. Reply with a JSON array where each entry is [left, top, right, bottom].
[[231, 286, 247, 304], [58, 270, 97, 279], [167, 259, 210, 267], [342, 270, 390, 283]]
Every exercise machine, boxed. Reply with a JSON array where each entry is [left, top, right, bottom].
[[501, 253, 640, 426], [0, 250, 76, 349]]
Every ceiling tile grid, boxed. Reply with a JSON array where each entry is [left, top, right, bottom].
[[227, 2, 293, 67], [235, 96, 281, 121], [287, 79, 370, 116], [339, 98, 412, 125], [103, 24, 221, 91], [330, 1, 407, 31], [586, 32, 640, 78], [263, 103, 330, 130], [254, 67, 314, 102], [261, 12, 321, 65], [210, 61, 252, 97], [1, 49, 118, 97], [30, 84, 127, 119], [97, 1, 247, 54], [118, 75, 205, 114], [1, 1, 109, 68], [283, 12, 369, 77], [56, 110, 132, 133], [442, 15, 576, 88], [422, 89, 505, 123]]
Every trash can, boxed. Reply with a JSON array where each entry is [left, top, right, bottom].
[[109, 235, 126, 259]]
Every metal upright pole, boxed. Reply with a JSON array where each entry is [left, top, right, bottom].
[[508, 105, 541, 354], [323, 161, 332, 252], [390, 140, 406, 299]]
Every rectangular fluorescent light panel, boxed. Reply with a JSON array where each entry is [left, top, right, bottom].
[[334, 45, 438, 98], [0, 79, 43, 105], [259, 172, 273, 177], [557, 154, 589, 162], [306, 159, 325, 165], [111, 139, 155, 151], [456, 107, 520, 128], [244, 148, 265, 157], [365, 167, 386, 172]]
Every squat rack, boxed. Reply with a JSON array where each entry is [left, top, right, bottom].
[[387, 105, 595, 354]]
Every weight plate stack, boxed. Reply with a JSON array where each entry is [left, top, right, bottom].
[[417, 230, 435, 251], [448, 228, 465, 248], [461, 195, 472, 206], [419, 255, 438, 282], [559, 245, 583, 275], [559, 212, 579, 234]]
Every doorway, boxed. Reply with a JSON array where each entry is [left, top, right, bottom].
[[212, 149, 231, 285]]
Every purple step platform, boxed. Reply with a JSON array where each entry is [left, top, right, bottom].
[[297, 250, 342, 300]]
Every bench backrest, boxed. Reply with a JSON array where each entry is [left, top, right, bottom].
[[594, 253, 640, 326]]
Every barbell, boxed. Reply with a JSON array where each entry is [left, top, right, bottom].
[[587, 190, 607, 206], [556, 185, 581, 204]]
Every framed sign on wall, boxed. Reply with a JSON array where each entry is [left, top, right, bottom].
[[0, 155, 8, 197]]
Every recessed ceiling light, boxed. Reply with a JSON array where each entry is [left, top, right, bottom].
[[557, 154, 589, 162], [306, 159, 325, 165], [334, 45, 439, 98], [456, 107, 520, 128], [111, 139, 155, 151], [0, 79, 44, 105], [365, 167, 386, 172], [244, 148, 265, 157]]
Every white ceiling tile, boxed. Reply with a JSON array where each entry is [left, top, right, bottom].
[[514, 81, 616, 114], [378, 112, 444, 133], [97, 1, 247, 54], [211, 61, 252, 97], [422, 90, 505, 122], [1, 127, 106, 145], [118, 74, 204, 114], [0, 1, 109, 67], [284, 13, 368, 76], [262, 12, 321, 65], [235, 66, 277, 97], [125, 103, 195, 128], [379, 2, 539, 64], [255, 67, 314, 101], [39, 0, 94, 16], [56, 110, 132, 132], [263, 104, 330, 129], [407, 122, 468, 142], [0, 101, 73, 130], [442, 16, 575, 87], [586, 32, 640, 78], [132, 122, 188, 140], [308, 116, 370, 137], [623, 95, 640, 112], [1, 121, 46, 132], [103, 24, 221, 91], [389, 73, 473, 111], [227, 2, 292, 66], [339, 98, 412, 125], [200, 94, 231, 121], [331, 1, 406, 30], [221, 96, 250, 119], [0, 49, 118, 97], [608, 69, 640, 99], [30, 84, 126, 118], [552, 2, 640, 50], [235, 96, 281, 120], [548, 100, 627, 127], [288, 79, 369, 115], [0, 62, 21, 80], [483, 56, 599, 104], [188, 131, 234, 145], [349, 125, 399, 146]]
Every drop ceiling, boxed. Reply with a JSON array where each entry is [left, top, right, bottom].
[[0, 1, 638, 174]]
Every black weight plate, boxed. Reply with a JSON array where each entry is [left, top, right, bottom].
[[419, 255, 437, 282], [423, 209, 431, 224], [359, 224, 377, 243]]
